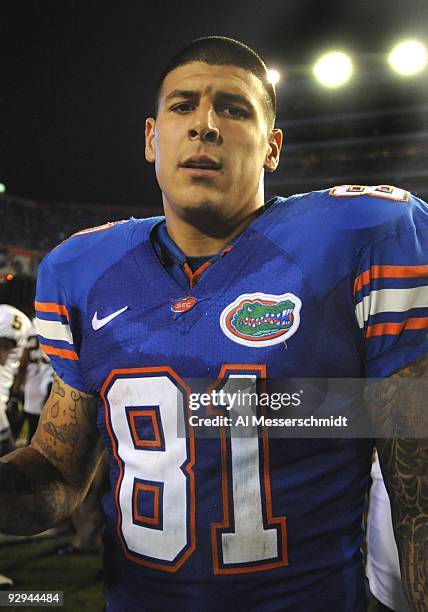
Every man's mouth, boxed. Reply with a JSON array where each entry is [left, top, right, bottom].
[[180, 155, 222, 171]]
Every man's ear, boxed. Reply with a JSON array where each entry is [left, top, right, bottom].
[[264, 128, 283, 172], [145, 118, 156, 163]]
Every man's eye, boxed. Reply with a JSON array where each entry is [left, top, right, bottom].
[[221, 106, 247, 118], [172, 103, 195, 113]]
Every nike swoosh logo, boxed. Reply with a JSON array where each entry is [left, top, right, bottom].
[[92, 306, 128, 330]]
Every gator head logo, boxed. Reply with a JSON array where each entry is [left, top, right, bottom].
[[220, 292, 302, 347]]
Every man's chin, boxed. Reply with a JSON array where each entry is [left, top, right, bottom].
[[172, 199, 235, 238]]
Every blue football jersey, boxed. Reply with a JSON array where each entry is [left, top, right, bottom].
[[35, 186, 428, 612]]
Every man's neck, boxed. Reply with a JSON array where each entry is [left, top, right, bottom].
[[163, 201, 265, 257]]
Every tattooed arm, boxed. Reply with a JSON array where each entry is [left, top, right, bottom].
[[367, 353, 428, 611], [0, 373, 105, 535]]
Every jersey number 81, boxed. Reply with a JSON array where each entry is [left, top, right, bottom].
[[102, 366, 288, 575]]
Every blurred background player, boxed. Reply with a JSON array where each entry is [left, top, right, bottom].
[[0, 303, 31, 588], [13, 319, 54, 444], [0, 304, 31, 455]]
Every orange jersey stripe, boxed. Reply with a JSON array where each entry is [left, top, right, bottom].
[[40, 343, 79, 360], [35, 301, 70, 320], [366, 317, 428, 338], [354, 265, 428, 293]]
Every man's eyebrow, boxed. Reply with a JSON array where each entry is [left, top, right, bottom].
[[163, 89, 255, 111], [164, 89, 199, 103], [214, 92, 254, 110]]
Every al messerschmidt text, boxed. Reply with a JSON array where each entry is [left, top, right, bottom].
[[189, 415, 349, 427]]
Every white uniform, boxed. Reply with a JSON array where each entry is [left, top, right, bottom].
[[24, 320, 53, 416], [0, 305, 31, 442], [366, 452, 410, 612]]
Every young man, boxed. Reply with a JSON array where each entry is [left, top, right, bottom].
[[1, 37, 427, 611], [0, 303, 31, 587]]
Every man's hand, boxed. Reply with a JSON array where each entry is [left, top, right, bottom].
[[367, 353, 428, 611], [0, 374, 104, 535]]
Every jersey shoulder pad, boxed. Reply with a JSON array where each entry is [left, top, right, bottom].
[[45, 216, 162, 264], [265, 186, 428, 298], [38, 216, 163, 307], [288, 185, 428, 232], [49, 219, 131, 262], [327, 184, 428, 229]]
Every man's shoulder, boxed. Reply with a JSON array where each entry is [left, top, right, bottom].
[[270, 184, 428, 243], [37, 215, 163, 305], [264, 185, 428, 296], [320, 184, 426, 225], [276, 184, 427, 223], [44, 217, 162, 266]]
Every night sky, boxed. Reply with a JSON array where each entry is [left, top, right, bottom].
[[1, 0, 428, 209]]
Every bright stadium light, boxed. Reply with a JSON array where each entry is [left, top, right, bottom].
[[0, 183, 5, 194], [313, 51, 353, 88], [267, 69, 281, 85], [388, 40, 427, 76]]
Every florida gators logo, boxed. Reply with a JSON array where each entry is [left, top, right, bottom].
[[220, 292, 302, 347]]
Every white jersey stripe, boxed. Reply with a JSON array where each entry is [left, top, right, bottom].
[[35, 317, 74, 345], [355, 286, 428, 328]]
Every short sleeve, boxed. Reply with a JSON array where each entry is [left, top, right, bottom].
[[35, 255, 90, 393], [354, 215, 428, 378]]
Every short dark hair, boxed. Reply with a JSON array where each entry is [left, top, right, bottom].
[[155, 36, 276, 128]]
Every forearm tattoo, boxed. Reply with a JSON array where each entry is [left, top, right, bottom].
[[368, 354, 428, 610], [35, 374, 100, 482], [0, 374, 102, 535]]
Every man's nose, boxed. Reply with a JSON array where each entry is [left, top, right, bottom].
[[188, 104, 221, 145]]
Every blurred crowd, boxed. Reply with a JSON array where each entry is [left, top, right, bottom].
[[0, 195, 151, 282], [0, 195, 126, 252]]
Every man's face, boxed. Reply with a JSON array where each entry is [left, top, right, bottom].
[[145, 62, 282, 230], [0, 337, 15, 366]]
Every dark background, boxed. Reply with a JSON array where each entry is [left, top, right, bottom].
[[1, 0, 428, 210]]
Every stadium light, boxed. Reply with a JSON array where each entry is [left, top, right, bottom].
[[313, 51, 353, 88], [267, 69, 281, 86], [388, 40, 427, 76], [0, 183, 5, 194]]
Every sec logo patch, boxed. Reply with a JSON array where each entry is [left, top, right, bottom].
[[220, 292, 302, 348], [171, 296, 197, 313]]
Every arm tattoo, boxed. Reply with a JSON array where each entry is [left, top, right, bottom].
[[0, 374, 103, 535], [43, 421, 80, 447], [33, 374, 100, 483], [367, 353, 428, 610], [51, 374, 66, 398]]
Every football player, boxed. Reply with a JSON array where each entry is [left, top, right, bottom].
[[0, 304, 31, 455], [20, 319, 54, 442], [0, 303, 31, 587], [1, 37, 428, 611]]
